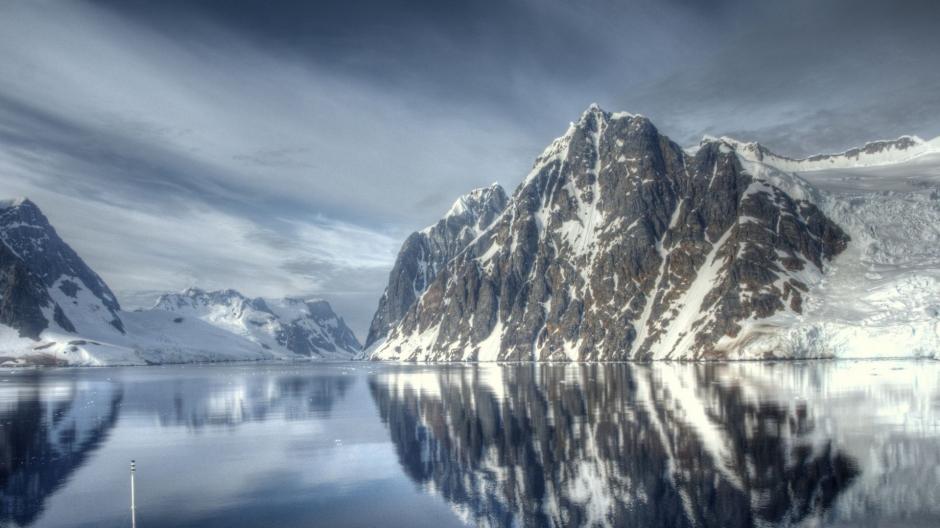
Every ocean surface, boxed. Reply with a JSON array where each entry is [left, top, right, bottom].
[[1, 360, 939, 527]]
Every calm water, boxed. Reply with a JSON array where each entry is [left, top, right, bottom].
[[1, 361, 939, 528]]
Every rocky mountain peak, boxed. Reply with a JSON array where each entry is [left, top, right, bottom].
[[371, 108, 849, 361], [0, 197, 37, 211]]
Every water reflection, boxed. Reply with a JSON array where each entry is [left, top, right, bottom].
[[0, 366, 355, 527], [0, 372, 122, 526], [370, 362, 940, 528], [134, 372, 354, 428], [2, 362, 939, 527]]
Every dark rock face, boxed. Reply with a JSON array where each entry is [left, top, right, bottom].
[[373, 106, 849, 360], [0, 198, 123, 339], [0, 242, 54, 339], [365, 184, 508, 348]]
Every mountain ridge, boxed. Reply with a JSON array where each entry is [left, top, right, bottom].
[[700, 134, 940, 173]]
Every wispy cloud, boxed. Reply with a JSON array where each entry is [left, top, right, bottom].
[[1, 0, 936, 338], [0, 1, 539, 336]]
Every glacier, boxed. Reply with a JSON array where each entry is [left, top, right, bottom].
[[723, 147, 940, 359]]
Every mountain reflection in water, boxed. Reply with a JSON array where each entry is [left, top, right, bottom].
[[370, 362, 940, 528], [1, 362, 939, 528], [0, 366, 353, 527], [0, 372, 122, 527]]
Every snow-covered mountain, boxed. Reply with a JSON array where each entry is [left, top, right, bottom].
[[0, 199, 359, 365], [154, 288, 360, 359], [371, 105, 940, 361], [0, 198, 124, 345], [364, 183, 508, 350]]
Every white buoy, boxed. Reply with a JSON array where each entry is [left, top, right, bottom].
[[130, 460, 137, 528]]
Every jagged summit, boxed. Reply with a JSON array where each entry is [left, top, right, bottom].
[[0, 196, 34, 210], [0, 196, 124, 340], [578, 103, 639, 123], [365, 182, 510, 349], [176, 286, 242, 299], [441, 182, 507, 222]]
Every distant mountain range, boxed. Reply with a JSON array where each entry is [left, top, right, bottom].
[[0, 199, 359, 365], [154, 288, 360, 359], [368, 105, 940, 361]]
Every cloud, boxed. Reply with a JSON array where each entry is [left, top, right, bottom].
[[0, 156, 398, 337], [0, 0, 541, 337], [0, 0, 936, 338]]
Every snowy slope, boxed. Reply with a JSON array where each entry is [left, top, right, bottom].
[[2, 305, 277, 367], [715, 134, 940, 173], [718, 150, 940, 359], [1, 287, 361, 366], [153, 288, 361, 359]]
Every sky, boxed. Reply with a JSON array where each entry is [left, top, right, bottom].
[[1, 0, 937, 339]]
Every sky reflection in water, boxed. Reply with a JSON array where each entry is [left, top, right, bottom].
[[0, 361, 938, 527]]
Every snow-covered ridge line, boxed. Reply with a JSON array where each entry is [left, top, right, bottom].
[[705, 134, 940, 172], [153, 287, 361, 359]]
